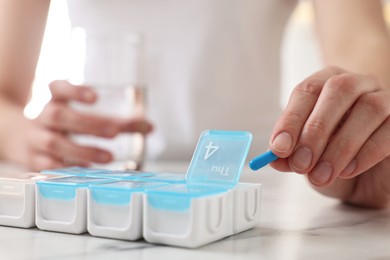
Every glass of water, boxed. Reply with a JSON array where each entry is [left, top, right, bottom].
[[69, 30, 147, 170]]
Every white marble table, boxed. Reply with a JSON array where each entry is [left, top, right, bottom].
[[0, 161, 389, 260]]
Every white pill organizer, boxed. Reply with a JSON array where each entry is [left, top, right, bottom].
[[1, 129, 261, 249], [87, 180, 167, 240], [36, 176, 116, 234], [143, 130, 262, 248], [0, 172, 58, 228]]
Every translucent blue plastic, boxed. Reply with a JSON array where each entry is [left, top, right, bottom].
[[146, 130, 253, 211], [186, 130, 252, 188], [146, 184, 227, 211], [41, 167, 111, 176], [135, 172, 186, 184], [90, 181, 166, 205], [95, 170, 156, 179], [91, 171, 185, 184], [37, 176, 115, 200]]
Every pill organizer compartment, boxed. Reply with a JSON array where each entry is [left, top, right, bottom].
[[144, 130, 253, 248], [0, 172, 57, 228], [232, 183, 262, 234], [144, 184, 231, 248], [36, 176, 115, 234], [88, 180, 167, 240]]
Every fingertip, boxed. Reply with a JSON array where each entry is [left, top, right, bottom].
[[143, 122, 154, 133], [102, 126, 120, 138], [31, 156, 63, 172], [49, 80, 98, 103], [135, 121, 154, 134], [119, 118, 154, 134], [288, 146, 313, 173], [270, 131, 293, 157], [339, 159, 357, 179], [79, 88, 97, 103], [96, 151, 113, 163], [269, 158, 292, 172], [308, 161, 333, 186], [49, 80, 71, 90]]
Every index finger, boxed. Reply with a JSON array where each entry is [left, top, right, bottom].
[[269, 66, 344, 158], [49, 80, 97, 103]]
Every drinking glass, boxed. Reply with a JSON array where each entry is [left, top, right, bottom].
[[69, 30, 147, 170]]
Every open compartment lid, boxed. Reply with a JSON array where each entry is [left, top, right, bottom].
[[185, 130, 252, 188]]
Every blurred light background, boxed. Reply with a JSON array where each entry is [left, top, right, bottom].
[[25, 0, 390, 119]]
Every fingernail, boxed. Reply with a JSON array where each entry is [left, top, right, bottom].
[[146, 123, 153, 133], [81, 90, 95, 102], [340, 159, 357, 177], [310, 161, 333, 185], [97, 152, 111, 163], [140, 122, 153, 133], [272, 132, 293, 153], [291, 147, 312, 171], [103, 126, 117, 137]]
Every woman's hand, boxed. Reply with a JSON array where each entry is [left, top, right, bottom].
[[270, 66, 390, 208], [7, 80, 152, 171]]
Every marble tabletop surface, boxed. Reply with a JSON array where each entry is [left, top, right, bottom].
[[0, 161, 389, 260]]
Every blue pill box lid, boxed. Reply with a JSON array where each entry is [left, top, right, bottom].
[[96, 170, 156, 179], [146, 184, 228, 211], [186, 130, 252, 188], [41, 167, 111, 176], [37, 176, 116, 200], [135, 172, 186, 184], [90, 180, 167, 205], [96, 171, 186, 184]]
